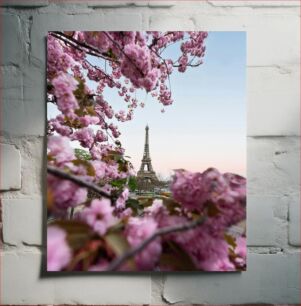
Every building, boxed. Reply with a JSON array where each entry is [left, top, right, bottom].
[[137, 125, 158, 192]]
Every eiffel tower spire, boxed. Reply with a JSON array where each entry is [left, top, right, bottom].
[[139, 125, 154, 172], [137, 125, 157, 191]]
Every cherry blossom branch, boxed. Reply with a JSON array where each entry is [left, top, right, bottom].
[[173, 62, 202, 68], [105, 215, 206, 271], [50, 32, 117, 62], [47, 165, 114, 200], [148, 46, 172, 95], [84, 59, 119, 87], [103, 32, 145, 77]]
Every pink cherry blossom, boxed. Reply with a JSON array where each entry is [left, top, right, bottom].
[[48, 135, 75, 164], [115, 188, 129, 210], [71, 127, 95, 148], [235, 236, 247, 258], [48, 115, 72, 136], [121, 43, 160, 92], [125, 217, 162, 270], [47, 34, 74, 77], [47, 226, 71, 271], [76, 199, 116, 236], [48, 174, 87, 215], [79, 115, 100, 127], [52, 72, 79, 116]]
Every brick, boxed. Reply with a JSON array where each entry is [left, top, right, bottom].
[[193, 11, 300, 67], [1, 251, 151, 304], [86, 1, 148, 7], [248, 66, 300, 136], [148, 1, 175, 7], [247, 14, 300, 67], [20, 137, 44, 196], [1, 66, 22, 134], [151, 274, 164, 304], [192, 12, 246, 32], [1, 64, 46, 136], [247, 196, 276, 246], [149, 15, 195, 30], [163, 253, 299, 304], [1, 13, 24, 65], [21, 65, 46, 136], [1, 251, 55, 304], [85, 0, 174, 7], [207, 0, 300, 7], [102, 12, 143, 29], [0, 65, 22, 102], [0, 0, 48, 6], [2, 198, 42, 246], [248, 137, 299, 196], [0, 143, 21, 191], [288, 193, 300, 246]]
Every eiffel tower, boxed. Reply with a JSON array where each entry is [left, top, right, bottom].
[[137, 125, 158, 191]]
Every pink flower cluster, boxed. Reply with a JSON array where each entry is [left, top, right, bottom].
[[115, 188, 129, 210], [52, 73, 79, 117], [71, 127, 95, 149], [47, 34, 74, 78], [121, 43, 161, 92], [47, 226, 71, 271], [48, 135, 75, 164], [144, 168, 246, 271], [76, 199, 116, 236], [83, 32, 111, 53], [48, 174, 87, 216], [48, 115, 72, 136], [125, 217, 162, 270], [171, 168, 245, 213]]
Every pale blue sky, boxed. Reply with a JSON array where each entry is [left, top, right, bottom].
[[48, 32, 246, 178]]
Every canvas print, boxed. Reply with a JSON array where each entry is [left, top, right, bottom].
[[46, 31, 246, 272]]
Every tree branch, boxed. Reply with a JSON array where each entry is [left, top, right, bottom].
[[84, 59, 118, 87], [173, 62, 202, 68], [103, 32, 145, 78], [105, 215, 206, 271], [50, 31, 117, 62], [148, 46, 172, 96], [47, 165, 114, 200]]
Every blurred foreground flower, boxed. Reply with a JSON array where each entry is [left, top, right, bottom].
[[47, 226, 71, 271]]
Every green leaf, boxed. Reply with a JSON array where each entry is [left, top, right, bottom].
[[207, 202, 220, 217], [102, 150, 123, 163], [128, 176, 137, 192], [137, 197, 154, 208], [162, 197, 181, 215], [117, 159, 129, 173], [224, 233, 237, 249], [105, 232, 136, 269], [86, 105, 97, 116], [105, 232, 129, 256], [110, 178, 127, 188], [73, 78, 86, 101], [107, 221, 124, 233], [72, 159, 95, 176], [49, 220, 94, 251], [160, 241, 196, 271], [125, 198, 144, 216], [74, 148, 92, 161]]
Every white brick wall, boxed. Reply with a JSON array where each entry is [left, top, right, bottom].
[[0, 0, 300, 304], [1, 251, 151, 304], [163, 253, 300, 304], [0, 143, 21, 191]]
